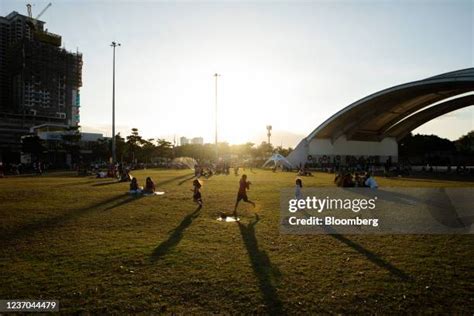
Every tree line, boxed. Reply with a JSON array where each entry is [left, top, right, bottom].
[[21, 126, 473, 167], [94, 128, 293, 164], [22, 127, 294, 166], [399, 131, 474, 165]]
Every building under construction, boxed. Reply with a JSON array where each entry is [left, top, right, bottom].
[[0, 6, 82, 163]]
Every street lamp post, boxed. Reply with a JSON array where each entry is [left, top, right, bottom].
[[214, 73, 221, 160], [111, 41, 121, 164]]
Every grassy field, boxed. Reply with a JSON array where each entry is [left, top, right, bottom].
[[1, 169, 473, 314]]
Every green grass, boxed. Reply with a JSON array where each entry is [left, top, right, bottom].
[[1, 169, 473, 314]]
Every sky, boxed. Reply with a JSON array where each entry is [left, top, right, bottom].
[[1, 0, 473, 147]]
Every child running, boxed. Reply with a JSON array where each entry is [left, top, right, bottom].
[[233, 174, 255, 217], [192, 179, 203, 208]]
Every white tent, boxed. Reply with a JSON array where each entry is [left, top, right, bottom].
[[262, 153, 294, 169]]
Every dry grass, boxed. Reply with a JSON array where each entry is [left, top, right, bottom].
[[0, 169, 473, 314]]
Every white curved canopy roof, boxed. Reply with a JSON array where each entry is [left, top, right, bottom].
[[306, 68, 474, 142]]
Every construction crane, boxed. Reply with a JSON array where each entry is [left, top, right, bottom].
[[36, 2, 52, 20], [25, 2, 53, 34], [26, 4, 33, 18]]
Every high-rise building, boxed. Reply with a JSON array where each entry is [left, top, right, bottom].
[[179, 136, 204, 145], [0, 10, 82, 162], [180, 136, 189, 145], [191, 137, 203, 145]]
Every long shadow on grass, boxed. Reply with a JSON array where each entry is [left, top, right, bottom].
[[178, 174, 197, 186], [55, 179, 97, 187], [157, 172, 194, 187], [92, 181, 121, 187], [238, 215, 285, 315], [348, 188, 470, 229], [0, 194, 129, 244], [150, 205, 201, 262], [324, 226, 412, 281], [103, 194, 144, 211]]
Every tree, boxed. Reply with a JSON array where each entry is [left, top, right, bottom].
[[242, 142, 255, 158], [455, 131, 474, 154], [276, 146, 293, 157], [399, 133, 456, 165], [229, 142, 255, 159], [115, 133, 127, 163], [254, 142, 274, 160], [141, 138, 156, 163], [21, 135, 46, 162], [155, 139, 173, 159], [126, 128, 145, 162], [399, 133, 455, 157], [171, 141, 293, 164], [90, 138, 109, 162]]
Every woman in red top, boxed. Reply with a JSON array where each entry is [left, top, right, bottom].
[[233, 174, 255, 217]]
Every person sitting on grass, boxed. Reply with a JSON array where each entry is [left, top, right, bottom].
[[342, 172, 354, 187], [354, 172, 363, 187], [194, 164, 201, 178], [129, 177, 142, 194], [206, 168, 214, 178], [364, 172, 378, 189], [96, 170, 107, 178], [233, 174, 255, 217], [295, 178, 303, 199], [298, 167, 312, 177], [334, 171, 344, 187], [143, 177, 156, 194], [107, 164, 116, 178], [192, 179, 203, 208], [119, 168, 132, 182]]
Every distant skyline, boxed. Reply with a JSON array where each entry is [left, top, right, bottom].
[[1, 0, 472, 147]]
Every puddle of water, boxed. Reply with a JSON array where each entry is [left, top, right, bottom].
[[217, 216, 240, 222], [142, 191, 165, 196]]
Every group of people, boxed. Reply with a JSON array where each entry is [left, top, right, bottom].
[[214, 161, 232, 175], [123, 167, 379, 220], [0, 161, 46, 176], [194, 165, 214, 179], [94, 163, 132, 180], [95, 164, 118, 179], [297, 167, 313, 177], [193, 162, 255, 178], [129, 176, 157, 195], [334, 171, 378, 188], [293, 172, 377, 201]]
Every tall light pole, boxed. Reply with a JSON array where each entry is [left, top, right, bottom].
[[266, 125, 272, 145], [214, 73, 221, 160], [111, 41, 120, 164]]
